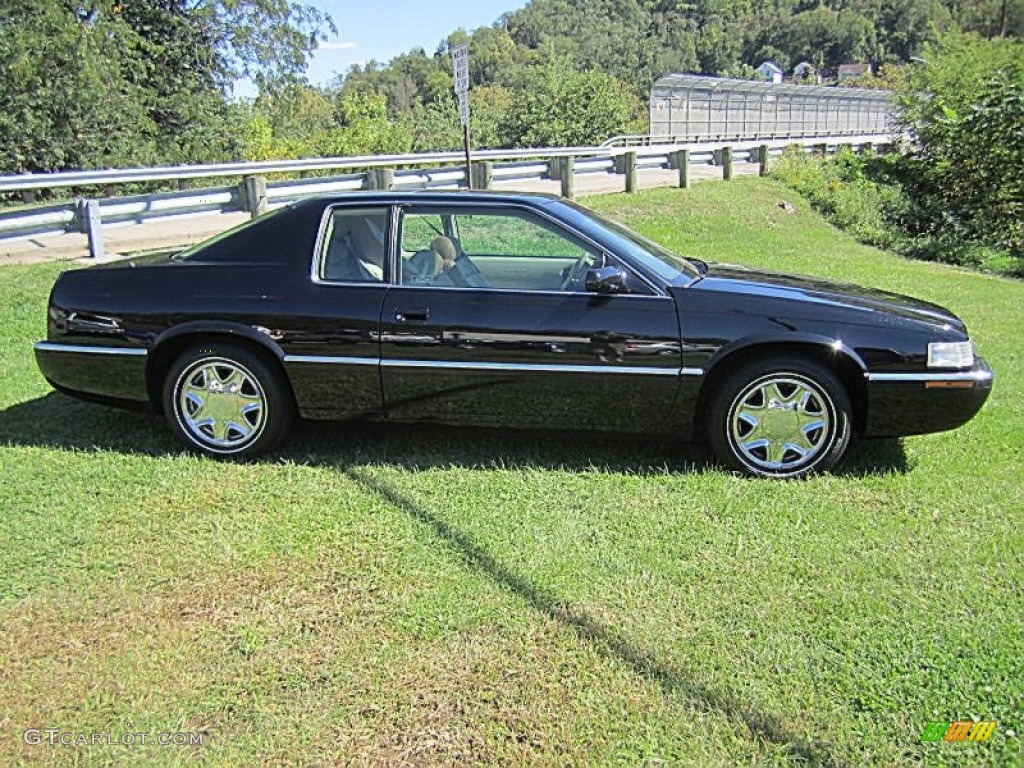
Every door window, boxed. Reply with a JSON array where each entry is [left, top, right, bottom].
[[398, 208, 605, 292]]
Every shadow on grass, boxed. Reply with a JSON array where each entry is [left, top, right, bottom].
[[0, 392, 908, 477], [0, 392, 909, 477], [343, 466, 848, 766], [1, 392, 908, 764]]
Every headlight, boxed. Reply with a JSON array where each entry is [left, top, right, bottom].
[[927, 341, 975, 368]]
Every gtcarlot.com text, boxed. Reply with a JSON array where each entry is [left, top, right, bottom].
[[23, 729, 205, 747]]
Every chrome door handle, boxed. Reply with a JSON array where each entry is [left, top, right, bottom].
[[394, 308, 429, 323]]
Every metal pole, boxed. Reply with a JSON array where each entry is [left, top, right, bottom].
[[464, 123, 473, 190]]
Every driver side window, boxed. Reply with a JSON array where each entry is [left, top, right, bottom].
[[398, 208, 605, 292]]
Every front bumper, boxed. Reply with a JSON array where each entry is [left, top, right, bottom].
[[862, 358, 993, 437]]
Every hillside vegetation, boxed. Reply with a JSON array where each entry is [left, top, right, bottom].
[[1, 0, 1021, 174], [1, 180, 1021, 766]]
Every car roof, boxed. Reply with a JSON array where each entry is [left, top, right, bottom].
[[293, 190, 564, 208]]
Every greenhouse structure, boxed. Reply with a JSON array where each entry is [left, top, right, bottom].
[[648, 74, 893, 142]]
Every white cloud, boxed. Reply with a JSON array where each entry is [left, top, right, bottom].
[[318, 40, 358, 51]]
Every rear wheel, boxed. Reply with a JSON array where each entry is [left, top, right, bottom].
[[163, 342, 293, 458], [707, 358, 852, 478]]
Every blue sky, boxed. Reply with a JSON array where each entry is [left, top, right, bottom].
[[234, 0, 525, 97]]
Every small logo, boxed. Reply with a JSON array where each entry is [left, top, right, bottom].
[[921, 720, 997, 742]]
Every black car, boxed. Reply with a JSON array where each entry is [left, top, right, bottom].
[[34, 192, 993, 478]]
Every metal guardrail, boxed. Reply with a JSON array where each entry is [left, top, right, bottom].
[[0, 134, 891, 257], [601, 127, 892, 147]]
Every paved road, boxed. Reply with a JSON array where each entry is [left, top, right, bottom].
[[0, 162, 759, 265]]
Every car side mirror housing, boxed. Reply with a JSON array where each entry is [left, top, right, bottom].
[[585, 266, 627, 294]]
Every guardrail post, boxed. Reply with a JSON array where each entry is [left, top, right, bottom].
[[177, 178, 191, 190], [471, 161, 493, 191], [548, 156, 563, 182], [560, 156, 575, 199], [815, 143, 828, 156], [364, 168, 394, 191], [76, 199, 105, 259], [624, 151, 637, 193], [242, 174, 268, 218], [722, 146, 733, 180], [670, 149, 690, 188], [758, 144, 770, 176], [20, 189, 35, 205]]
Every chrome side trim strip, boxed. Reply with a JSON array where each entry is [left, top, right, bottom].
[[865, 370, 993, 382], [33, 341, 147, 357], [283, 355, 378, 365], [381, 359, 680, 376], [284, 353, 687, 376]]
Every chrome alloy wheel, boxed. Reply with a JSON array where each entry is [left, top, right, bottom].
[[727, 374, 834, 473], [174, 357, 267, 452]]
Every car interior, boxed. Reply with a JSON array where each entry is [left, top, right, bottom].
[[319, 206, 647, 294], [321, 208, 388, 282]]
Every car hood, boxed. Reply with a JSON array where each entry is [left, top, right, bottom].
[[695, 263, 966, 333]]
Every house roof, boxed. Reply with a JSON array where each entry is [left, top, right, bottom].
[[757, 61, 784, 73]]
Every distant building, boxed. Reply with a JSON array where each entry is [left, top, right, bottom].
[[756, 61, 784, 84], [793, 61, 816, 82], [837, 63, 872, 82]]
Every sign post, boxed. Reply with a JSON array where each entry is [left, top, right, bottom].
[[451, 43, 472, 189]]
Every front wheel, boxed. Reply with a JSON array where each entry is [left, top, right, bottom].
[[163, 343, 293, 458], [706, 358, 852, 478]]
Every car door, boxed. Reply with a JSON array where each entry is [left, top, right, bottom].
[[379, 203, 682, 432], [279, 203, 391, 420]]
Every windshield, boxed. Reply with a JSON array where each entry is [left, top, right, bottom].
[[556, 200, 703, 284]]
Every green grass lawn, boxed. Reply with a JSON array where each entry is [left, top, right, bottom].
[[1, 179, 1020, 766]]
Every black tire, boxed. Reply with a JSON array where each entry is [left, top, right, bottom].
[[706, 357, 852, 478], [162, 342, 293, 458]]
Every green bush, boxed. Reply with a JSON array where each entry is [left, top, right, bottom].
[[770, 148, 906, 252], [896, 35, 1024, 263], [770, 147, 1020, 276]]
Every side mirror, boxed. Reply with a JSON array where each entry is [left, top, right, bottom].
[[585, 266, 627, 294]]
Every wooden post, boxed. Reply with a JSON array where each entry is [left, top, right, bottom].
[[547, 156, 563, 182], [722, 146, 733, 180], [560, 155, 575, 199], [471, 161, 493, 190], [758, 144, 770, 176], [77, 199, 105, 259], [364, 168, 394, 191], [242, 174, 268, 218], [624, 151, 637, 193], [672, 149, 690, 189]]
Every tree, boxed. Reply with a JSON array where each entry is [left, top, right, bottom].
[[503, 60, 644, 147], [896, 34, 1024, 258], [0, 0, 332, 173], [0, 2, 156, 172]]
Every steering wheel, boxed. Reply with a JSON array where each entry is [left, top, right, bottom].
[[560, 256, 593, 292]]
